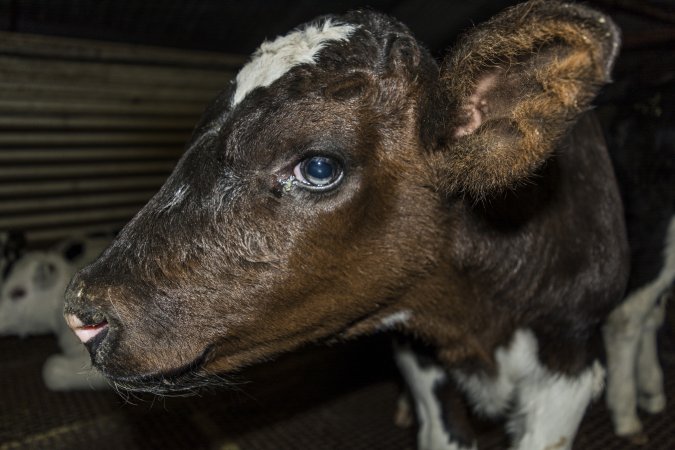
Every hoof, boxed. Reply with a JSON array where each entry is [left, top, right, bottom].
[[613, 417, 643, 440], [638, 393, 666, 414], [393, 404, 414, 428], [625, 432, 649, 446], [393, 392, 414, 429]]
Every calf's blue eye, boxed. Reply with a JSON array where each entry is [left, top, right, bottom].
[[293, 156, 343, 190], [304, 157, 335, 185]]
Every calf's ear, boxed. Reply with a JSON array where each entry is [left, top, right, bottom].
[[427, 0, 620, 198]]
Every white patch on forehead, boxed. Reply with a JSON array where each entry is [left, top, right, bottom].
[[231, 19, 356, 106]]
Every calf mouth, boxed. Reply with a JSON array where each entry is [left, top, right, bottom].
[[100, 345, 219, 395]]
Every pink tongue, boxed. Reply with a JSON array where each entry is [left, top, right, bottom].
[[74, 322, 108, 343], [65, 314, 108, 343]]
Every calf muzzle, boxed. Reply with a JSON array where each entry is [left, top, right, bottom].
[[63, 275, 113, 359]]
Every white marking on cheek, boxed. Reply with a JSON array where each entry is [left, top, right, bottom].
[[379, 310, 412, 330], [231, 19, 356, 106]]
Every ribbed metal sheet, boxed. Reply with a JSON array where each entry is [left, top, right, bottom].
[[0, 31, 244, 245]]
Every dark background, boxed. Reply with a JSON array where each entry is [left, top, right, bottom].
[[1, 0, 673, 57]]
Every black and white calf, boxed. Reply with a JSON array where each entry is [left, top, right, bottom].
[[63, 2, 629, 449], [603, 81, 675, 440]]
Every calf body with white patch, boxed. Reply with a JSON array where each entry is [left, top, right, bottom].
[[63, 2, 629, 449]]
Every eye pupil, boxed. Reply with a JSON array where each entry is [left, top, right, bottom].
[[303, 157, 336, 186], [292, 155, 343, 191]]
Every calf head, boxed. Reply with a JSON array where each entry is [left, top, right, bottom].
[[64, 1, 619, 392], [0, 252, 71, 337]]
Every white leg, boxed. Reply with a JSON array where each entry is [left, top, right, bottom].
[[509, 361, 604, 450], [631, 216, 675, 416], [603, 311, 643, 437], [496, 330, 604, 450], [455, 329, 602, 449], [603, 277, 673, 437], [394, 344, 476, 450], [637, 295, 667, 414]]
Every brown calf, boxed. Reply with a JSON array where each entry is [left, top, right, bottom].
[[64, 2, 628, 449]]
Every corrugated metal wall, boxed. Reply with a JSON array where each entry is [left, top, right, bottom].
[[0, 31, 244, 245]]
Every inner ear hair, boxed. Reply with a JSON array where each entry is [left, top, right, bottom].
[[434, 0, 620, 199]]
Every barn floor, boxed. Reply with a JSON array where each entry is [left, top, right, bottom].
[[1, 326, 674, 450]]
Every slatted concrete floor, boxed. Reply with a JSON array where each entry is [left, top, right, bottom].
[[1, 331, 673, 450]]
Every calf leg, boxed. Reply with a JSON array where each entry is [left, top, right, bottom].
[[636, 294, 667, 414], [603, 311, 642, 437], [468, 330, 602, 450], [603, 283, 669, 437], [394, 343, 476, 450], [509, 360, 604, 450], [454, 329, 601, 450]]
